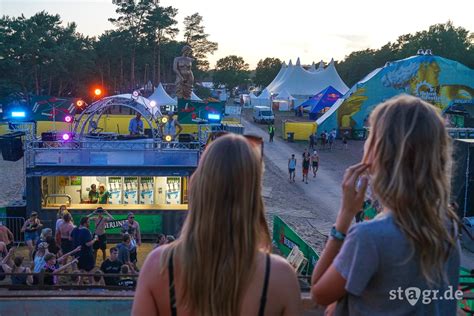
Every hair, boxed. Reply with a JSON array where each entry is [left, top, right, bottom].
[[363, 95, 458, 286], [156, 234, 165, 243], [12, 256, 24, 273], [63, 212, 72, 222], [109, 247, 118, 253], [166, 235, 175, 243], [93, 270, 103, 283], [121, 264, 129, 274], [40, 228, 52, 240], [57, 205, 67, 219], [80, 217, 89, 226], [122, 234, 131, 243], [160, 134, 271, 316], [44, 253, 56, 262], [70, 270, 81, 283]]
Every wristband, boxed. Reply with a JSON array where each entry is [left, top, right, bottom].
[[330, 226, 346, 241]]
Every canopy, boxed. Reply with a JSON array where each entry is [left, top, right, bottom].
[[148, 83, 177, 106], [266, 58, 349, 98], [317, 54, 474, 131], [275, 89, 295, 100], [301, 86, 343, 119]]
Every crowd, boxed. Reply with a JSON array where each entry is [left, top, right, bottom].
[[0, 206, 175, 289], [132, 95, 461, 316]]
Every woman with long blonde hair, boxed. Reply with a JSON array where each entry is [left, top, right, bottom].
[[133, 134, 301, 316], [311, 95, 460, 315]]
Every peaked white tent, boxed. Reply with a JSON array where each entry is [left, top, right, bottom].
[[266, 58, 348, 106], [275, 89, 295, 101], [308, 62, 317, 72], [148, 83, 177, 106], [266, 62, 287, 92]]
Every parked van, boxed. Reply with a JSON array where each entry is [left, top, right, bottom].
[[253, 106, 274, 124]]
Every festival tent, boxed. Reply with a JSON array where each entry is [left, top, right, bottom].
[[254, 88, 272, 106], [266, 61, 288, 92], [148, 83, 178, 106], [267, 58, 349, 106], [275, 89, 296, 101], [316, 54, 474, 132], [301, 86, 343, 119]]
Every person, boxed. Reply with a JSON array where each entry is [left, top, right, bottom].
[[55, 205, 68, 232], [70, 270, 82, 286], [118, 264, 136, 289], [133, 134, 301, 316], [309, 133, 315, 150], [100, 247, 123, 286], [173, 45, 194, 100], [129, 112, 144, 136], [98, 184, 111, 204], [117, 234, 136, 273], [1, 249, 33, 286], [268, 124, 275, 142], [166, 235, 175, 244], [121, 212, 141, 268], [288, 154, 297, 183], [161, 111, 183, 141], [311, 95, 460, 315], [342, 130, 350, 150], [42, 252, 78, 286], [328, 129, 336, 151], [34, 228, 52, 257], [59, 212, 75, 255], [320, 131, 327, 150], [0, 221, 14, 251], [88, 184, 99, 203], [88, 207, 114, 263], [92, 270, 104, 286], [21, 212, 42, 260], [311, 150, 320, 178], [302, 153, 310, 184], [154, 234, 167, 249], [71, 217, 98, 275]]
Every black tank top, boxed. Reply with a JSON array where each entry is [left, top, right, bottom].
[[168, 252, 271, 316]]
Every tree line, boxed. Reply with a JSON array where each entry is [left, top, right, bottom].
[[0, 8, 472, 101]]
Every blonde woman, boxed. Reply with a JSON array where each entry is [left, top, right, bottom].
[[311, 95, 460, 315], [133, 134, 301, 316]]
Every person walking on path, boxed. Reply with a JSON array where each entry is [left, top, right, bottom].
[[302, 153, 310, 184], [311, 150, 320, 178], [328, 129, 336, 151], [342, 130, 350, 150], [309, 133, 315, 150], [320, 131, 327, 150], [268, 124, 275, 143], [288, 154, 297, 183]]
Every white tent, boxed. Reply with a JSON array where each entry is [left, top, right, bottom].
[[112, 93, 162, 116], [191, 91, 202, 102], [266, 62, 287, 92], [148, 83, 177, 106], [275, 89, 295, 101], [267, 58, 349, 103], [308, 62, 317, 72]]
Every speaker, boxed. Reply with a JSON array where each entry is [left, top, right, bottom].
[[0, 133, 24, 161], [178, 133, 195, 143], [41, 132, 59, 141], [6, 200, 27, 218]]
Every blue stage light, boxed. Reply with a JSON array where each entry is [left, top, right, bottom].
[[11, 111, 26, 118]]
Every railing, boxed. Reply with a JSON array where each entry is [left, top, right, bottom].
[[43, 194, 72, 207], [0, 217, 25, 244]]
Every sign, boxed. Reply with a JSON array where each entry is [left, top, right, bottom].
[[272, 215, 319, 275], [72, 213, 163, 235], [177, 99, 224, 124], [225, 105, 242, 115]]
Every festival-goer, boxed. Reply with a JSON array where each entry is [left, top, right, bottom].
[[328, 128, 336, 151], [34, 228, 52, 258], [21, 212, 42, 260], [121, 212, 141, 268], [342, 130, 350, 150], [288, 154, 296, 183], [311, 95, 460, 315], [89, 184, 99, 204], [59, 213, 75, 255], [100, 247, 123, 286], [117, 234, 136, 273], [98, 184, 111, 204], [70, 270, 82, 286], [55, 205, 67, 233], [161, 111, 183, 141], [268, 124, 275, 143], [165, 235, 175, 244], [92, 270, 104, 286], [118, 264, 136, 289], [302, 151, 310, 184], [88, 207, 114, 262], [0, 221, 14, 251], [43, 253, 78, 286], [311, 150, 320, 178], [153, 234, 167, 249], [129, 112, 144, 136], [133, 134, 300, 316], [309, 133, 315, 150], [71, 217, 98, 276], [320, 131, 327, 150], [1, 247, 33, 285]]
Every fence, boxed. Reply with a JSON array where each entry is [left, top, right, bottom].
[[0, 217, 25, 244]]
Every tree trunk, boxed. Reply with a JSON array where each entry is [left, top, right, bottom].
[[58, 80, 63, 96], [48, 76, 53, 96], [35, 66, 40, 95], [156, 45, 161, 84], [131, 49, 136, 90], [120, 56, 124, 92], [152, 45, 156, 85]]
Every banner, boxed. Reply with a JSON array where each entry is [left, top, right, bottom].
[[272, 215, 319, 275], [177, 99, 224, 124], [72, 213, 162, 235]]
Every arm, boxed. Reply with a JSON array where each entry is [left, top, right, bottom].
[[311, 163, 369, 306], [105, 211, 115, 221], [25, 267, 33, 285], [2, 247, 15, 265], [86, 235, 98, 247], [21, 220, 28, 232], [87, 210, 96, 218], [57, 246, 81, 264], [37, 219, 43, 229], [271, 256, 301, 316], [7, 228, 14, 242], [132, 248, 161, 316], [136, 223, 141, 246], [54, 258, 78, 274], [1, 263, 12, 273]]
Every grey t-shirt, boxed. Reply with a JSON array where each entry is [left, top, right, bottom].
[[334, 213, 460, 316]]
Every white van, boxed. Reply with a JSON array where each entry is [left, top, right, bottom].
[[253, 106, 274, 124]]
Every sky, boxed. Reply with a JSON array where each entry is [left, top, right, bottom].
[[1, 0, 473, 68]]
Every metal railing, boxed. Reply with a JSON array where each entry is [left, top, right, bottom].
[[0, 217, 25, 244], [43, 194, 72, 207]]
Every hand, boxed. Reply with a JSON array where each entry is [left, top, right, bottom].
[[336, 163, 369, 233], [72, 258, 78, 263], [74, 246, 82, 252], [325, 302, 337, 316]]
